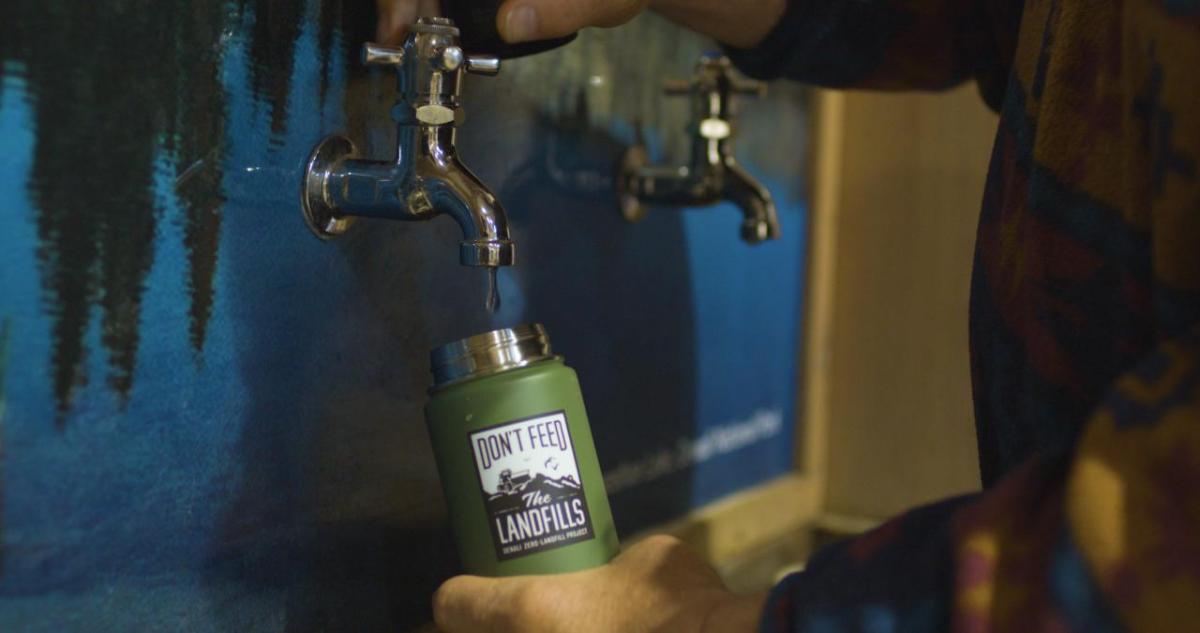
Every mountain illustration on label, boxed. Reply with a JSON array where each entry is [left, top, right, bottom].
[[469, 411, 595, 560]]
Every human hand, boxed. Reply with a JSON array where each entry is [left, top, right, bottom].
[[376, 0, 441, 44], [432, 535, 766, 633], [375, 0, 650, 47]]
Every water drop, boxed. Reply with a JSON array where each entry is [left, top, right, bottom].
[[486, 267, 502, 314]]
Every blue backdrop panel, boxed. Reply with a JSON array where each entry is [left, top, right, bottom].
[[0, 1, 809, 630]]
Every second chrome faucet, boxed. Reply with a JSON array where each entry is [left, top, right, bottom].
[[302, 17, 514, 268], [617, 53, 781, 244]]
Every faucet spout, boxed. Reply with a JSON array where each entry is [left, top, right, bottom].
[[421, 149, 515, 267], [723, 162, 780, 243]]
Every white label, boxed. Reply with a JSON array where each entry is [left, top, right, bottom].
[[469, 410, 595, 560]]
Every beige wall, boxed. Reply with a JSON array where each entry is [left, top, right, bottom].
[[650, 85, 998, 590], [657, 83, 1000, 580], [807, 85, 998, 520]]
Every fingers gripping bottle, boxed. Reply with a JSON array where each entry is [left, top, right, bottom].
[[426, 324, 619, 576]]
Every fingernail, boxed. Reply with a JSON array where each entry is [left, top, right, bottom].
[[502, 5, 538, 43]]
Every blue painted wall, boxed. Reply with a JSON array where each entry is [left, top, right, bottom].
[[0, 2, 808, 630]]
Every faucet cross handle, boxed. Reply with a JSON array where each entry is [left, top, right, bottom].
[[662, 78, 695, 96], [661, 57, 767, 99], [360, 18, 502, 129], [464, 55, 500, 75], [363, 43, 405, 67], [732, 78, 768, 98], [364, 40, 497, 75]]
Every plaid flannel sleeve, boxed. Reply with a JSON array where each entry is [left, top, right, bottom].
[[760, 326, 1200, 632]]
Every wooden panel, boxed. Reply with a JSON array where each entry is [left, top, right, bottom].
[[622, 85, 995, 595], [813, 85, 997, 519], [634, 473, 818, 591]]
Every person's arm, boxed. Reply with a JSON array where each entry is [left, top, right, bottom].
[[379, 0, 1012, 98], [761, 325, 1200, 631], [493, 0, 1008, 93], [494, 0, 787, 50], [489, 0, 1001, 93], [719, 0, 1015, 94], [376, 0, 786, 49]]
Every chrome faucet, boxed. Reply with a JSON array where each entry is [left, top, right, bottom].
[[301, 17, 514, 268], [617, 54, 780, 243]]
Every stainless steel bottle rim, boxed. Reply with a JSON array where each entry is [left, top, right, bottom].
[[430, 324, 559, 389]]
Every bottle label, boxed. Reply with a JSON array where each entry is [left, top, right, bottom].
[[469, 410, 595, 560]]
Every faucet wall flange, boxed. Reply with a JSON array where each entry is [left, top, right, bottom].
[[302, 135, 358, 239]]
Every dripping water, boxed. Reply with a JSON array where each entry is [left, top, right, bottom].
[[485, 267, 501, 314]]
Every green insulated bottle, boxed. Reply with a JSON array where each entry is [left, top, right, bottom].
[[425, 324, 619, 576]]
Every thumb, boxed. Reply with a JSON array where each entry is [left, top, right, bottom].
[[496, 0, 647, 44], [432, 575, 521, 633]]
